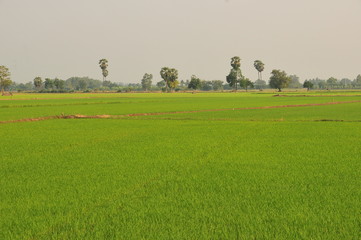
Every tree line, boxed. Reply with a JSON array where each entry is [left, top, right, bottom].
[[1, 57, 361, 95]]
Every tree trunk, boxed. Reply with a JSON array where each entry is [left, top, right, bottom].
[[278, 88, 282, 92], [1, 86, 4, 96]]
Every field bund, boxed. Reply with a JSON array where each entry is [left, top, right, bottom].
[[1, 92, 360, 239]]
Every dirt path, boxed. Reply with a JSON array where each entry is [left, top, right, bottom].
[[1, 100, 360, 124]]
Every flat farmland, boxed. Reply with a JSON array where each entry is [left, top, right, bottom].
[[1, 92, 360, 239]]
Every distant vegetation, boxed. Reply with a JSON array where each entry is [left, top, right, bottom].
[[0, 65, 12, 95], [2, 57, 361, 94]]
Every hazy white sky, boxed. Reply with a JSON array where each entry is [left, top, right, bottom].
[[1, 0, 360, 83]]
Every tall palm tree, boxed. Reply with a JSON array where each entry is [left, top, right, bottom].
[[99, 59, 109, 82], [254, 60, 265, 81]]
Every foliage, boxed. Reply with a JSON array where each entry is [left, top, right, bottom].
[[188, 75, 202, 90], [254, 60, 265, 80], [239, 78, 254, 91], [254, 79, 267, 90], [339, 78, 352, 88], [156, 80, 166, 88], [306, 78, 327, 89], [141, 73, 153, 91], [269, 69, 291, 92], [226, 56, 243, 91], [11, 82, 34, 92], [211, 80, 224, 91], [200, 81, 212, 91], [99, 59, 109, 81], [66, 77, 102, 90], [354, 74, 361, 86], [33, 77, 43, 89], [303, 80, 314, 91], [78, 79, 87, 90], [160, 67, 178, 92], [54, 78, 65, 90], [0, 65, 12, 94], [44, 78, 54, 89], [288, 75, 302, 88], [327, 77, 338, 89]]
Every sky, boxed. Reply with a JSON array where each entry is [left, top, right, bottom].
[[0, 0, 360, 83]]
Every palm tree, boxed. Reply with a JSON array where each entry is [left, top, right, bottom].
[[99, 59, 109, 82], [160, 67, 178, 92], [254, 60, 265, 81]]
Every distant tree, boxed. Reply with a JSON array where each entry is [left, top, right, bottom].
[[201, 81, 213, 91], [226, 56, 243, 91], [66, 77, 102, 90], [13, 82, 33, 92], [44, 78, 54, 89], [15, 83, 27, 91], [303, 80, 314, 91], [168, 79, 179, 90], [288, 75, 302, 88], [223, 83, 232, 90], [185, 79, 190, 87], [24, 82, 34, 91], [254, 79, 267, 90], [33, 77, 43, 90], [141, 73, 153, 91], [269, 69, 291, 92], [0, 66, 12, 95], [99, 59, 109, 82], [353, 74, 361, 88], [102, 80, 112, 88], [54, 78, 65, 90], [318, 80, 327, 89], [188, 75, 202, 90], [239, 78, 254, 92], [254, 60, 265, 81], [78, 79, 87, 90], [179, 80, 186, 88], [156, 80, 165, 89], [211, 80, 224, 91], [160, 67, 178, 92], [340, 78, 352, 88], [326, 77, 338, 89], [307, 78, 326, 89], [128, 83, 142, 91]]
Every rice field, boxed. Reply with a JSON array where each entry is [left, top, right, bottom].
[[1, 92, 360, 239]]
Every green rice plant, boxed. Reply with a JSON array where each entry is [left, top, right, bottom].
[[1, 92, 360, 239]]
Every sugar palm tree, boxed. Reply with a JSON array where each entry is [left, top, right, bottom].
[[254, 60, 265, 81], [99, 59, 109, 82]]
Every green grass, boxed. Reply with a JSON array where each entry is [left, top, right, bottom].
[[138, 101, 361, 122], [1, 92, 360, 121], [1, 92, 360, 239]]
